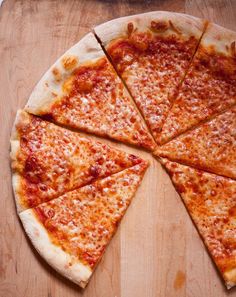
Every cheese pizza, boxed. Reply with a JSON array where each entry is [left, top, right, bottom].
[[160, 23, 236, 144], [94, 11, 207, 143], [25, 33, 155, 150], [11, 110, 144, 212], [155, 106, 236, 179], [160, 158, 236, 289], [19, 162, 148, 288], [10, 11, 236, 291]]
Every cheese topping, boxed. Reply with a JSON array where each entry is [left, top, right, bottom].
[[107, 27, 199, 143], [12, 111, 143, 209], [43, 58, 155, 150], [160, 46, 236, 143], [156, 107, 236, 179], [33, 163, 148, 269], [162, 159, 236, 280]]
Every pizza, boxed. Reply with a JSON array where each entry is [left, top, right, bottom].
[[160, 158, 236, 289], [25, 33, 155, 150], [11, 110, 144, 212], [160, 23, 236, 144], [19, 162, 148, 288], [155, 106, 236, 179], [94, 11, 207, 143], [10, 11, 236, 291]]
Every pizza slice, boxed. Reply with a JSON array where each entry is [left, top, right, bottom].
[[25, 33, 155, 150], [10, 110, 145, 212], [19, 162, 148, 288], [160, 23, 236, 144], [160, 158, 236, 289], [94, 11, 206, 143], [155, 106, 236, 179]]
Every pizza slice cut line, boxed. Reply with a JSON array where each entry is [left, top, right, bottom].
[[160, 158, 236, 289], [155, 105, 236, 180], [94, 11, 207, 144], [19, 161, 148, 288], [10, 110, 148, 212], [159, 22, 236, 144], [25, 32, 156, 151]]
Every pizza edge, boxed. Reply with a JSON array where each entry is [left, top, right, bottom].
[[159, 22, 236, 145], [19, 208, 92, 288], [18, 161, 149, 288], [94, 11, 206, 46], [25, 31, 156, 151], [25, 32, 104, 115], [94, 11, 207, 145], [159, 157, 236, 289], [10, 109, 151, 213], [200, 21, 236, 56], [154, 106, 236, 180], [10, 110, 29, 213]]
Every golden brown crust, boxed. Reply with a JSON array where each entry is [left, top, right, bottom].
[[94, 11, 206, 46], [19, 162, 148, 288], [19, 209, 92, 288]]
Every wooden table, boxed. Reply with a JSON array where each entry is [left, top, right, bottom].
[[1, 1, 236, 296]]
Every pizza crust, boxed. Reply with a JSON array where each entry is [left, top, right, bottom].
[[94, 11, 206, 46], [200, 22, 236, 55], [224, 268, 236, 289], [19, 209, 92, 288], [10, 110, 27, 213], [25, 33, 104, 115]]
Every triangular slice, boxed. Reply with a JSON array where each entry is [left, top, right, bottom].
[[10, 110, 145, 212], [94, 11, 206, 143], [155, 106, 236, 179], [25, 33, 155, 150], [19, 162, 148, 288], [160, 158, 236, 289], [160, 23, 236, 144]]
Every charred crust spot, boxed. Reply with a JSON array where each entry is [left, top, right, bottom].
[[127, 22, 134, 37], [52, 67, 61, 82], [62, 56, 78, 71], [150, 20, 169, 33]]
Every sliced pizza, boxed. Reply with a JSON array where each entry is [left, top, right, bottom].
[[160, 23, 236, 144], [160, 158, 236, 289], [10, 110, 145, 212], [155, 106, 236, 179], [25, 33, 155, 150], [94, 11, 206, 143], [19, 162, 148, 288]]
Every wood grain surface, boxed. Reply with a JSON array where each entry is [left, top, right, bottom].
[[1, 1, 236, 297]]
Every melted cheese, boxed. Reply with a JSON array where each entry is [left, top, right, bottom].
[[162, 159, 236, 284], [107, 32, 199, 143], [156, 107, 236, 179], [45, 58, 155, 150], [160, 48, 236, 143], [33, 162, 148, 269], [12, 111, 144, 209]]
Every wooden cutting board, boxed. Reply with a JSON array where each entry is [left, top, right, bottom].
[[1, 1, 236, 296]]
